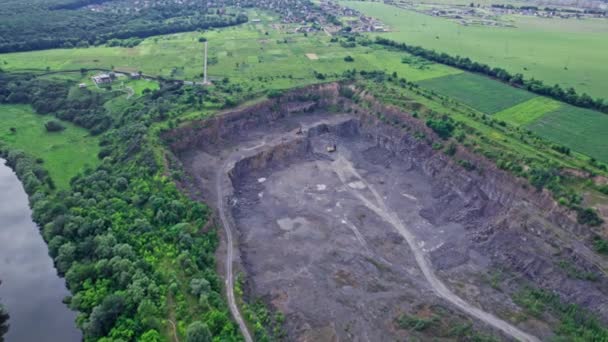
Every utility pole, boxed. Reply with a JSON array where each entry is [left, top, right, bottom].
[[203, 41, 209, 85]]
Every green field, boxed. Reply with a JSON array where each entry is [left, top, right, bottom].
[[526, 105, 608, 163], [418, 72, 536, 113], [0, 19, 460, 90], [339, 1, 608, 99], [493, 97, 562, 126], [0, 104, 99, 188]]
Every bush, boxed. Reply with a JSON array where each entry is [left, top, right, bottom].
[[396, 314, 438, 331], [594, 237, 608, 254], [458, 159, 476, 171], [45, 120, 65, 132], [426, 118, 454, 139], [576, 207, 604, 226], [445, 142, 457, 156], [343, 55, 354, 62]]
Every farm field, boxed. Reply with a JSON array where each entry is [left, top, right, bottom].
[[339, 1, 608, 99], [418, 72, 535, 113], [0, 19, 461, 91], [526, 105, 608, 163], [493, 97, 562, 126], [0, 104, 99, 189], [414, 70, 608, 164]]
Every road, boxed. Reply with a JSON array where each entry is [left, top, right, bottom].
[[216, 160, 254, 342], [331, 156, 540, 342]]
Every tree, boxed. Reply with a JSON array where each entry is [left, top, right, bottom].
[[139, 329, 162, 342], [0, 281, 9, 341], [84, 294, 125, 339], [343, 55, 354, 62], [0, 304, 7, 342], [186, 321, 211, 342], [45, 120, 65, 132]]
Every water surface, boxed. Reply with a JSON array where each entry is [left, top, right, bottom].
[[0, 159, 81, 341]]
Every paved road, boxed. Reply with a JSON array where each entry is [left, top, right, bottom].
[[216, 161, 254, 342], [331, 156, 540, 342]]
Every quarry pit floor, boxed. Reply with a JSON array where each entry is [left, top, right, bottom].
[[181, 112, 540, 341]]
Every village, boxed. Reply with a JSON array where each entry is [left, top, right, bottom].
[[386, 0, 607, 27]]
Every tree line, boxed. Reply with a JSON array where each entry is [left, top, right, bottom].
[[375, 37, 608, 114]]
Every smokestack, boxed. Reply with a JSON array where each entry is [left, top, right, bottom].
[[203, 41, 208, 84]]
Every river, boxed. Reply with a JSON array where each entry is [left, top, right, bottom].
[[0, 159, 81, 341]]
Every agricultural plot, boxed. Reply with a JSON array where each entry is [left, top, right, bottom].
[[0, 104, 99, 188], [0, 19, 460, 91], [418, 72, 535, 114], [526, 105, 608, 163], [339, 1, 608, 99], [493, 97, 562, 126]]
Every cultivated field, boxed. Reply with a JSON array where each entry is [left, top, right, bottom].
[[418, 72, 535, 114], [0, 104, 99, 188], [339, 1, 608, 99], [527, 105, 608, 163], [493, 97, 562, 126]]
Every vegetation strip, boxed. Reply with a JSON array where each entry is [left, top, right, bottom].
[[493, 97, 563, 127]]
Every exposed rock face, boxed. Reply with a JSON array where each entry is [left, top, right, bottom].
[[165, 83, 608, 340]]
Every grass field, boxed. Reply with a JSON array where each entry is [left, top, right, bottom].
[[0, 104, 99, 188], [0, 16, 460, 90], [526, 105, 608, 163], [339, 1, 608, 99], [418, 72, 536, 113], [493, 97, 562, 126]]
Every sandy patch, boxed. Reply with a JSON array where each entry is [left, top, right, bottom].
[[305, 53, 319, 60]]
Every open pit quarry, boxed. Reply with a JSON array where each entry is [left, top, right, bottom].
[[164, 83, 608, 341]]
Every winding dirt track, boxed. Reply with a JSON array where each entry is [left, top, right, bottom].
[[331, 156, 540, 342], [216, 162, 254, 342]]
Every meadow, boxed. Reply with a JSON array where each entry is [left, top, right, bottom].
[[526, 105, 608, 163], [0, 104, 99, 189], [0, 15, 460, 91], [418, 72, 535, 114], [339, 1, 608, 99]]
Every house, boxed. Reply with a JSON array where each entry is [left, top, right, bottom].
[[92, 74, 112, 84]]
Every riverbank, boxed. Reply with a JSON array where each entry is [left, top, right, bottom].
[[0, 158, 80, 341]]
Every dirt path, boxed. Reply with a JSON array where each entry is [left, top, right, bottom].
[[331, 156, 540, 342], [216, 161, 254, 342]]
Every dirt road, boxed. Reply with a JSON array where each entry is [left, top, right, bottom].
[[331, 156, 540, 342], [216, 161, 253, 342]]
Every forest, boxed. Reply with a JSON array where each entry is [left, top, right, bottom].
[[0, 71, 253, 341], [0, 0, 247, 53]]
